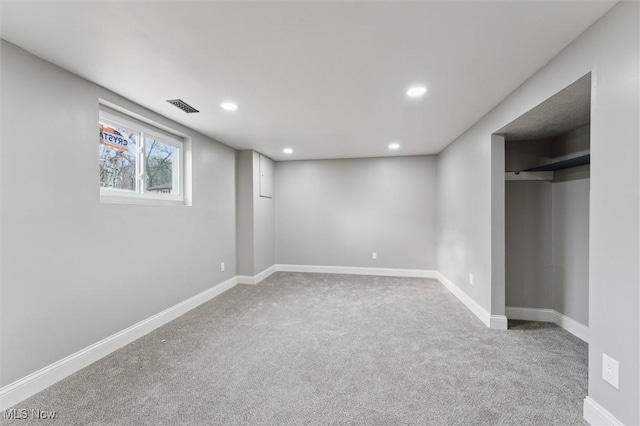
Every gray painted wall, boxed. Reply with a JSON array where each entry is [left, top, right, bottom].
[[236, 151, 255, 276], [504, 137, 554, 314], [505, 127, 590, 326], [275, 156, 437, 270], [438, 3, 639, 422], [552, 167, 589, 324], [1, 41, 237, 386], [505, 168, 590, 326], [504, 126, 590, 173], [505, 138, 553, 172], [551, 125, 590, 160], [437, 131, 493, 311], [236, 150, 275, 276], [253, 153, 275, 274], [505, 180, 554, 309], [3, 3, 639, 422]]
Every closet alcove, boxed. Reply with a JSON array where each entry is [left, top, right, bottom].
[[498, 73, 591, 338]]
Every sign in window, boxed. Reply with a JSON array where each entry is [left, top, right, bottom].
[[99, 106, 184, 205]]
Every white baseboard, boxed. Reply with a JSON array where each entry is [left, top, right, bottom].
[[553, 311, 589, 343], [275, 264, 439, 279], [435, 272, 507, 330], [274, 266, 507, 329], [0, 277, 238, 411], [506, 306, 589, 343], [2, 265, 439, 410], [490, 315, 509, 330], [0, 266, 531, 411], [583, 396, 623, 425], [505, 306, 555, 322], [237, 265, 277, 285]]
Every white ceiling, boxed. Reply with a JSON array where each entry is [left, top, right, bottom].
[[1, 1, 615, 161]]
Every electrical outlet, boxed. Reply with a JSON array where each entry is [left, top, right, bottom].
[[602, 354, 619, 389], [469, 273, 474, 285], [372, 252, 377, 260], [220, 261, 225, 272]]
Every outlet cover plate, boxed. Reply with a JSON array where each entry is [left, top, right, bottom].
[[602, 354, 619, 389]]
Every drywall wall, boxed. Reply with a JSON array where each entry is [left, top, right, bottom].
[[505, 128, 590, 326], [1, 41, 237, 387], [505, 139, 553, 172], [505, 170, 589, 326], [0, 40, 4, 396], [236, 150, 275, 276], [505, 180, 554, 309], [275, 156, 437, 270], [437, 2, 639, 423], [503, 137, 555, 315], [253, 153, 275, 274], [552, 166, 589, 325], [437, 131, 493, 311], [504, 125, 590, 172], [551, 125, 590, 161], [236, 151, 255, 276]]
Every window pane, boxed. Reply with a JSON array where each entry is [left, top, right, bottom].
[[99, 123, 138, 191], [145, 137, 176, 194]]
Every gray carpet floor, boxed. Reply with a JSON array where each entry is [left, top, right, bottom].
[[3, 272, 588, 425]]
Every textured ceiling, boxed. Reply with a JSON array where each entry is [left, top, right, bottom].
[[1, 1, 612, 160], [497, 73, 591, 141]]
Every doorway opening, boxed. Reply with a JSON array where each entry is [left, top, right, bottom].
[[496, 72, 591, 343]]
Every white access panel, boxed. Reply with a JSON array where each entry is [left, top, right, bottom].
[[259, 154, 273, 198]]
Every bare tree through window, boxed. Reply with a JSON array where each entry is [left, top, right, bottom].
[[145, 138, 174, 193], [99, 124, 138, 191], [98, 111, 183, 202]]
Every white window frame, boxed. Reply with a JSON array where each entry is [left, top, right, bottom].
[[99, 108, 185, 206]]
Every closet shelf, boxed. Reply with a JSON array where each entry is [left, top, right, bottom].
[[524, 154, 590, 172]]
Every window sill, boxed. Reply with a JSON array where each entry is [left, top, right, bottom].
[[100, 191, 186, 207]]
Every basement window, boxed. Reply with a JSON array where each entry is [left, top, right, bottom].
[[99, 107, 184, 205]]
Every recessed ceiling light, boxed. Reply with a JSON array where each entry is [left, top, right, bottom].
[[283, 148, 293, 154], [406, 86, 427, 97], [220, 102, 238, 111], [388, 143, 400, 150]]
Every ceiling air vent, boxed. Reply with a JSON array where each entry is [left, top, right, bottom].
[[166, 99, 199, 114]]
